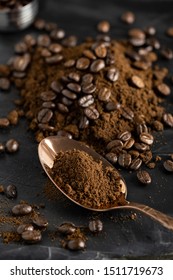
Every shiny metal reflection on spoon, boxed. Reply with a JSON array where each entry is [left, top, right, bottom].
[[38, 136, 173, 231]]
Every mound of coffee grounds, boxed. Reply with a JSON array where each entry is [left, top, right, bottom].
[[51, 149, 126, 209]]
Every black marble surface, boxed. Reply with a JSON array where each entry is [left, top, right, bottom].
[[1, 0, 173, 259]]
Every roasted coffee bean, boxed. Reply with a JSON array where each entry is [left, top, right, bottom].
[[61, 76, 71, 84], [76, 57, 90, 70], [42, 101, 56, 109], [105, 101, 121, 111], [37, 34, 51, 47], [49, 43, 62, 53], [40, 48, 51, 58], [13, 54, 31, 72], [146, 37, 160, 50], [140, 150, 153, 164], [155, 83, 171, 96], [68, 72, 80, 82], [40, 91, 56, 101], [134, 142, 149, 152], [82, 73, 94, 85], [118, 131, 132, 142], [0, 77, 10, 90], [67, 82, 81, 93], [22, 230, 42, 243], [94, 44, 107, 58], [37, 108, 53, 123], [62, 89, 77, 100], [66, 238, 86, 250], [0, 118, 10, 127], [78, 95, 94, 107], [128, 28, 146, 40], [88, 219, 103, 233], [45, 21, 58, 31], [160, 48, 173, 60], [64, 59, 76, 68], [78, 115, 89, 129], [130, 38, 145, 47], [57, 222, 76, 234], [17, 224, 34, 234], [145, 26, 156, 36], [5, 184, 17, 199], [132, 61, 150, 71], [137, 170, 151, 184], [125, 49, 141, 61], [121, 11, 135, 24], [130, 158, 142, 170], [106, 139, 123, 151], [163, 160, 173, 172], [129, 150, 140, 158], [61, 96, 73, 106], [98, 87, 111, 102], [57, 103, 69, 113], [90, 59, 105, 72], [105, 152, 118, 164], [7, 110, 18, 125], [138, 45, 153, 56], [106, 50, 115, 65], [13, 71, 26, 78], [84, 106, 99, 120], [130, 75, 145, 88], [57, 130, 73, 139], [24, 34, 36, 47], [121, 107, 134, 120], [97, 20, 110, 33], [32, 215, 48, 228], [38, 123, 55, 132], [0, 142, 5, 153], [50, 29, 65, 40], [107, 67, 119, 82], [152, 120, 164, 131], [82, 83, 96, 94], [45, 54, 63, 64], [136, 124, 148, 135], [34, 18, 46, 30], [163, 113, 173, 127], [166, 26, 173, 37], [12, 204, 32, 215], [123, 138, 135, 149], [139, 132, 154, 145], [118, 153, 132, 168], [50, 80, 63, 93], [83, 49, 96, 60], [5, 139, 19, 153], [14, 41, 28, 54], [61, 35, 77, 47]]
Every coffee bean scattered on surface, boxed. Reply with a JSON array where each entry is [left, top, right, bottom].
[[137, 170, 152, 184]]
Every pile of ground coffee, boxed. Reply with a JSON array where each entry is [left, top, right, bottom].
[[51, 149, 126, 209]]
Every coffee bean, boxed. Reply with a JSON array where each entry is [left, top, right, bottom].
[[66, 238, 86, 250], [90, 59, 105, 73], [34, 18, 46, 30], [146, 37, 160, 50], [42, 101, 56, 109], [163, 113, 173, 127], [125, 49, 141, 61], [57, 103, 69, 113], [78, 95, 94, 107], [82, 73, 94, 85], [57, 222, 76, 234], [0, 143, 5, 153], [24, 34, 36, 47], [40, 91, 56, 101], [129, 38, 145, 47], [106, 139, 123, 151], [68, 72, 80, 82], [61, 97, 73, 106], [107, 67, 119, 82], [134, 142, 149, 152], [50, 29, 66, 40], [0, 77, 10, 90], [62, 89, 77, 100], [32, 215, 48, 228], [138, 45, 153, 56], [50, 81, 63, 93], [145, 26, 156, 36], [105, 102, 121, 112], [88, 219, 103, 233], [17, 224, 34, 234], [12, 204, 32, 215], [79, 115, 89, 129], [166, 27, 173, 37], [57, 130, 73, 139], [7, 109, 18, 126], [76, 57, 90, 70], [38, 123, 55, 132], [13, 71, 26, 78], [45, 21, 58, 31], [160, 48, 173, 60], [45, 54, 63, 64], [84, 106, 99, 120], [67, 82, 81, 93], [37, 108, 53, 123], [132, 61, 151, 71], [152, 120, 164, 131], [64, 59, 76, 68], [14, 42, 28, 54], [118, 153, 132, 168], [22, 230, 42, 243], [128, 28, 146, 40], [121, 11, 135, 24], [106, 50, 115, 65], [140, 150, 153, 164], [62, 36, 77, 47], [163, 160, 173, 172], [49, 43, 62, 53], [5, 139, 19, 153], [13, 54, 31, 72], [82, 83, 96, 94], [130, 75, 145, 88], [5, 184, 17, 199], [37, 34, 51, 47], [129, 150, 140, 158], [136, 124, 148, 135], [118, 131, 132, 142], [41, 49, 51, 58], [105, 152, 118, 164], [121, 107, 134, 120], [83, 49, 96, 60], [139, 132, 154, 145], [97, 20, 110, 33], [137, 170, 151, 184], [155, 83, 171, 96], [130, 158, 142, 170], [98, 87, 111, 102], [0, 118, 10, 127], [94, 44, 107, 58]]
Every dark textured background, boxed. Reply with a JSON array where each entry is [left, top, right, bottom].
[[1, 0, 173, 259]]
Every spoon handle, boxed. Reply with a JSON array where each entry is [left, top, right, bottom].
[[120, 202, 173, 231]]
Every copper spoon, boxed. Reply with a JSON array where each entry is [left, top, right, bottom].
[[38, 136, 173, 231]]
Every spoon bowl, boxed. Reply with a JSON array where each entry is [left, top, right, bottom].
[[38, 136, 173, 231]]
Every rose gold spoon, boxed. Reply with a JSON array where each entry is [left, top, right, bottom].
[[38, 136, 173, 231]]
